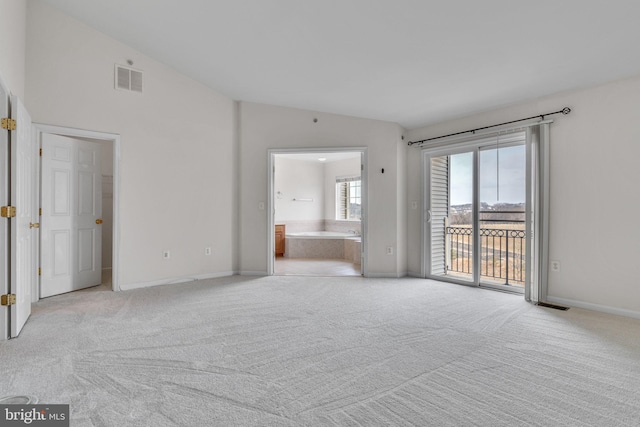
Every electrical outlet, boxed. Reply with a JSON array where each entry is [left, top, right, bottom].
[[163, 250, 171, 259], [551, 260, 560, 272], [205, 247, 212, 256], [411, 201, 418, 210], [386, 247, 394, 255]]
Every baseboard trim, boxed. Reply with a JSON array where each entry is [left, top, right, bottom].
[[119, 271, 235, 291], [407, 271, 423, 278], [239, 271, 268, 276], [547, 296, 640, 320]]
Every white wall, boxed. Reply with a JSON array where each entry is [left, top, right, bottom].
[[25, 0, 236, 288], [323, 156, 361, 220], [0, 0, 26, 99], [407, 74, 640, 317], [239, 101, 406, 277], [274, 157, 324, 222]]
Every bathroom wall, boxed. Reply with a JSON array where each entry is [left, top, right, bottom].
[[274, 156, 325, 233], [275, 154, 363, 234]]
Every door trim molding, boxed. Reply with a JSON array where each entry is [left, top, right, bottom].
[[33, 123, 121, 295]]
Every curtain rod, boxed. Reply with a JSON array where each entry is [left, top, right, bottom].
[[407, 107, 571, 146]]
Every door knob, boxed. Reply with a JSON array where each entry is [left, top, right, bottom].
[[96, 219, 103, 225], [29, 222, 40, 229]]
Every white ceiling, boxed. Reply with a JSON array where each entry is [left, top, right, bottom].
[[40, 0, 640, 129]]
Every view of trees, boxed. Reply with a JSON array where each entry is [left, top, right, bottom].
[[450, 202, 525, 225]]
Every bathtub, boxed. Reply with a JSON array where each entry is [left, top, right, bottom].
[[285, 231, 361, 261]]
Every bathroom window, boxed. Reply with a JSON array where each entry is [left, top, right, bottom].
[[336, 177, 361, 220]]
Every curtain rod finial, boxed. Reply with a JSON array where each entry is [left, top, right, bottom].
[[562, 107, 571, 115]]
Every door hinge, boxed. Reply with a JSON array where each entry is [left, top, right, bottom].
[[39, 148, 42, 156], [1, 206, 16, 218], [1, 294, 16, 306], [38, 268, 41, 276], [39, 208, 42, 216], [1, 118, 16, 131]]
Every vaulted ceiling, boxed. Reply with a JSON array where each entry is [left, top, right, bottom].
[[40, 0, 640, 129]]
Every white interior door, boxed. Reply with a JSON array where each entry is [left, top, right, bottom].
[[9, 95, 34, 338], [41, 134, 102, 297], [0, 79, 9, 339]]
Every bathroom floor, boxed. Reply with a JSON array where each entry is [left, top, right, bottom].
[[274, 258, 361, 276]]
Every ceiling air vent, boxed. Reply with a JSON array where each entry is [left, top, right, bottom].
[[115, 64, 143, 93]]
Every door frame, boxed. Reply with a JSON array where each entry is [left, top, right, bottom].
[[0, 75, 10, 339], [267, 147, 368, 276], [33, 123, 121, 296]]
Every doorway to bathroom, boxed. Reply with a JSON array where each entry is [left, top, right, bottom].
[[267, 148, 367, 277]]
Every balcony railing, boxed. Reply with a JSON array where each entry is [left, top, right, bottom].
[[446, 223, 526, 286]]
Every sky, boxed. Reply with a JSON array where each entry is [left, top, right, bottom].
[[449, 145, 525, 206]]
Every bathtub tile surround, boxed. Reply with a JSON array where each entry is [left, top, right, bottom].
[[287, 231, 355, 237], [325, 220, 361, 234], [285, 231, 361, 263], [277, 219, 361, 234], [277, 220, 361, 262], [286, 237, 345, 259], [278, 220, 324, 234], [345, 238, 362, 265]]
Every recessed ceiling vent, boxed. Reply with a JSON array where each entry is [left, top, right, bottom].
[[115, 64, 143, 93]]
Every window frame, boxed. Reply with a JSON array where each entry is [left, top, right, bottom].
[[336, 176, 362, 221]]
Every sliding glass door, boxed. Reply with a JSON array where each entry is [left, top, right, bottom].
[[424, 132, 529, 293], [478, 143, 527, 289], [428, 150, 475, 283]]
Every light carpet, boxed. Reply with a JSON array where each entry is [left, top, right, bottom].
[[1, 276, 640, 426]]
